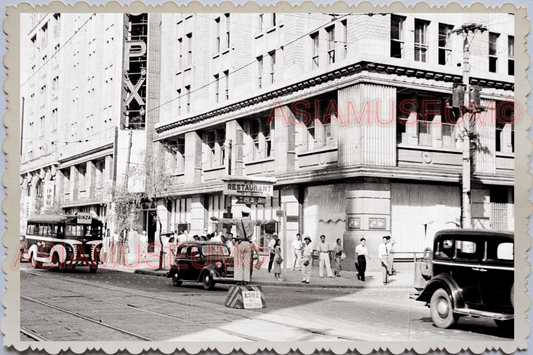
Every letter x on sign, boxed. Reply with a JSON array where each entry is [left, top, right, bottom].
[[124, 77, 146, 106]]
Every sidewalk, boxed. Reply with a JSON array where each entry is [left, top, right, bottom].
[[103, 253, 416, 289]]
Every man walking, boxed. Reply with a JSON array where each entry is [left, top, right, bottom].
[[211, 206, 276, 285], [268, 234, 278, 273], [378, 235, 390, 285], [355, 237, 370, 281], [292, 233, 303, 271], [317, 235, 334, 278], [301, 236, 313, 284]]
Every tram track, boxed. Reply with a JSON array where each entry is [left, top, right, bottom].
[[21, 269, 360, 341]]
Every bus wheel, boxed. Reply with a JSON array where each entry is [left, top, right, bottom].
[[29, 252, 42, 269], [89, 261, 98, 273]]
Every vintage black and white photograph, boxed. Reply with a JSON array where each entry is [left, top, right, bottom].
[[7, 4, 529, 352]]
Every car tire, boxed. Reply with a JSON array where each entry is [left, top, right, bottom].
[[202, 272, 215, 290], [172, 273, 182, 287], [29, 252, 42, 269], [430, 288, 457, 329], [89, 262, 98, 273]]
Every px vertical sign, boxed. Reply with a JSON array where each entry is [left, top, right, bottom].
[[121, 13, 148, 130]]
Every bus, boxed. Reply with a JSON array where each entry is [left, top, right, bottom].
[[25, 213, 104, 273]]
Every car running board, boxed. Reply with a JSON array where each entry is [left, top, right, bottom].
[[454, 308, 514, 320]]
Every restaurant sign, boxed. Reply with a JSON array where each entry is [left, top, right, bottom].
[[222, 176, 277, 198]]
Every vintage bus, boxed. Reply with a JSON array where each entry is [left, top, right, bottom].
[[25, 213, 104, 272]]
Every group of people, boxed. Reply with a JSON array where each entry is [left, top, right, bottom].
[[354, 235, 395, 285]]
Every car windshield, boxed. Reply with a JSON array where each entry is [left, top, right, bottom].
[[202, 244, 229, 256]]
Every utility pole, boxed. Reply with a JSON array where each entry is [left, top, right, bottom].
[[452, 23, 487, 229]]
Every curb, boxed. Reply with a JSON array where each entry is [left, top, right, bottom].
[[132, 268, 412, 289]]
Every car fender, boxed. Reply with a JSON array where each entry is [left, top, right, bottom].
[[28, 244, 39, 258], [197, 266, 216, 283], [167, 266, 179, 278], [49, 244, 68, 263], [416, 273, 465, 309]]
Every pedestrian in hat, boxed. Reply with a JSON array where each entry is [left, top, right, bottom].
[[301, 236, 313, 284], [211, 206, 276, 286]]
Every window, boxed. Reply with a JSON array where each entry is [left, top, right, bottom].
[[185, 33, 192, 67], [271, 13, 276, 28], [311, 32, 319, 68], [53, 13, 60, 37], [489, 32, 499, 73], [508, 35, 514, 76], [41, 22, 48, 49], [224, 13, 230, 50], [414, 19, 429, 62], [295, 96, 338, 152], [438, 23, 453, 65], [175, 137, 185, 173], [246, 116, 272, 161], [390, 15, 405, 58], [257, 56, 263, 89], [177, 37, 183, 71], [214, 74, 220, 103], [185, 85, 191, 113], [258, 14, 264, 33], [223, 71, 229, 100], [341, 20, 348, 59], [30, 35, 37, 57], [215, 17, 221, 53], [51, 108, 58, 132], [205, 128, 226, 168], [176, 88, 182, 115], [268, 51, 275, 84], [326, 26, 335, 64]]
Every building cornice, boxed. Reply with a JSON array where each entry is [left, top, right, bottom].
[[155, 60, 514, 138], [58, 143, 114, 167]]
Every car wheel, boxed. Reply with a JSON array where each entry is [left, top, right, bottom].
[[172, 273, 182, 287], [29, 252, 42, 269], [430, 288, 457, 329], [202, 272, 215, 290], [89, 262, 98, 273]]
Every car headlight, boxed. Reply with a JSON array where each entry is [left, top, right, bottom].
[[216, 261, 222, 269]]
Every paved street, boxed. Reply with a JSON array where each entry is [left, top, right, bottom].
[[19, 262, 510, 342]]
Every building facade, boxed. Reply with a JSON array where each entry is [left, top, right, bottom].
[[20, 12, 515, 270]]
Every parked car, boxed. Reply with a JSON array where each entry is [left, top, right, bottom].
[[416, 229, 514, 330], [166, 241, 235, 290]]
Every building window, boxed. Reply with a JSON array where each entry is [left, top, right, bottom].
[[496, 102, 515, 153], [489, 32, 499, 73], [438, 23, 453, 65], [246, 116, 272, 161], [326, 26, 335, 64], [214, 74, 220, 103], [185, 33, 193, 68], [205, 128, 226, 168], [224, 13, 230, 50], [223, 71, 229, 100], [258, 14, 264, 33], [294, 96, 338, 152], [341, 20, 348, 59], [176, 88, 182, 115], [177, 37, 183, 71], [41, 22, 48, 49], [508, 35, 514, 76], [268, 51, 275, 84], [414, 19, 429, 62], [311, 32, 319, 68], [53, 13, 60, 37], [390, 15, 405, 58], [185, 85, 191, 113], [271, 13, 276, 28], [215, 17, 221, 53], [257, 56, 263, 89]]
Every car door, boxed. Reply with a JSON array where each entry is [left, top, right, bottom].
[[449, 238, 484, 307]]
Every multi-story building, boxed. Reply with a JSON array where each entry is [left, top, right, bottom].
[[20, 12, 515, 270], [153, 13, 515, 270], [20, 13, 162, 242]]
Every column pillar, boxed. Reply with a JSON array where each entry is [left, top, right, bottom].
[[280, 186, 299, 272], [70, 166, 78, 201], [184, 131, 202, 185], [87, 160, 96, 199]]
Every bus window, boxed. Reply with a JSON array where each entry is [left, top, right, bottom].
[[52, 225, 59, 237], [27, 224, 35, 235]]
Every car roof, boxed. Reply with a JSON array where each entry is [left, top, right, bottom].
[[435, 229, 514, 240]]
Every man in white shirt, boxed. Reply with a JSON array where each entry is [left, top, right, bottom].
[[316, 235, 334, 278], [378, 236, 390, 285], [291, 233, 303, 271], [301, 236, 313, 283], [355, 238, 370, 281]]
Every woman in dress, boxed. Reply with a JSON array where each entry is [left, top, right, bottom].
[[273, 239, 283, 281], [333, 238, 344, 277]]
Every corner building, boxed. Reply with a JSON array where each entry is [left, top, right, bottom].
[[154, 13, 515, 271]]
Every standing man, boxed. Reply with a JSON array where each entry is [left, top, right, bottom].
[[387, 236, 396, 276], [355, 238, 370, 281], [291, 233, 303, 271], [211, 206, 276, 285], [301, 236, 313, 284], [378, 235, 390, 285], [316, 235, 334, 278], [268, 234, 278, 273]]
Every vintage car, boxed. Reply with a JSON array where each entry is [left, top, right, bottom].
[[416, 229, 514, 330], [166, 241, 235, 290]]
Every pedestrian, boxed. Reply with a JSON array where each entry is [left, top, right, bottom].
[[291, 233, 303, 271], [226, 232, 234, 250], [140, 230, 148, 259], [332, 238, 344, 277], [211, 206, 276, 286], [273, 239, 283, 281], [387, 236, 396, 276], [301, 236, 313, 284], [316, 235, 334, 278], [268, 234, 278, 273], [378, 235, 391, 285], [355, 238, 370, 281]]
